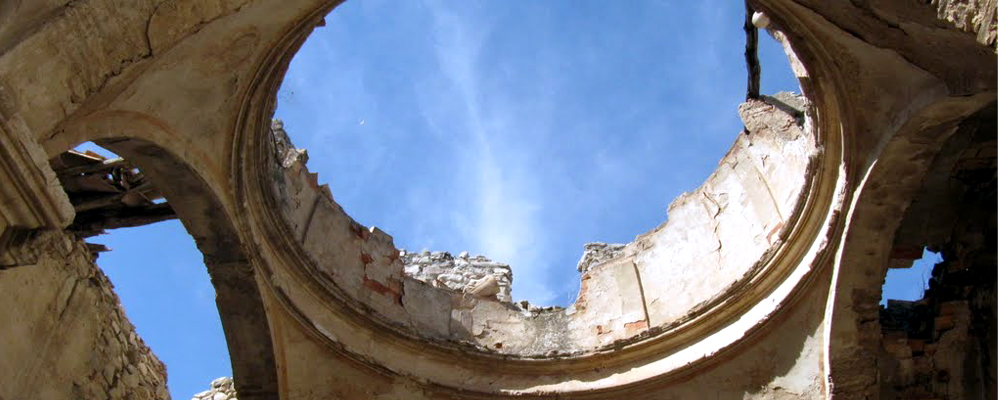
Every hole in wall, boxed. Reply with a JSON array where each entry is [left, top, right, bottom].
[[881, 247, 942, 306], [273, 0, 802, 307], [874, 104, 997, 399], [52, 142, 233, 399]]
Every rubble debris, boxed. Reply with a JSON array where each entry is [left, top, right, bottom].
[[191, 377, 237, 400], [576, 242, 626, 273], [401, 250, 513, 302]]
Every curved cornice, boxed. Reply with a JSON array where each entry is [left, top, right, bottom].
[[231, 0, 850, 395]]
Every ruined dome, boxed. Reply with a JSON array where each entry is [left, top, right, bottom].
[[0, 0, 994, 399], [264, 89, 820, 358]]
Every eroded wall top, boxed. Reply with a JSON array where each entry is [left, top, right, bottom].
[[267, 91, 818, 356]]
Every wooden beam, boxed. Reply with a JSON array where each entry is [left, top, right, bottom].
[[69, 203, 178, 237], [744, 1, 761, 100], [55, 157, 126, 177]]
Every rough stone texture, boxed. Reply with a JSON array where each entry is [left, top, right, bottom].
[[191, 377, 238, 400], [271, 120, 308, 169], [575, 242, 625, 273], [879, 120, 997, 400], [401, 249, 513, 302], [0, 230, 169, 400], [933, 0, 998, 47], [0, 0, 995, 399], [879, 255, 995, 400]]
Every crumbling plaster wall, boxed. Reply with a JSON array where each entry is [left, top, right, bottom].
[[262, 263, 832, 400], [754, 1, 998, 399], [0, 230, 169, 400], [933, 0, 998, 47], [268, 91, 817, 355]]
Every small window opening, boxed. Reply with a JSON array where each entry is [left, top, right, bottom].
[[881, 247, 943, 306]]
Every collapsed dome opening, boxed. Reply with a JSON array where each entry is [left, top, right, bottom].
[[2, 0, 995, 399], [272, 0, 803, 304], [263, 1, 819, 357]]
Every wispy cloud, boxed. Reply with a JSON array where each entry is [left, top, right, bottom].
[[273, 0, 801, 307], [419, 0, 555, 303]]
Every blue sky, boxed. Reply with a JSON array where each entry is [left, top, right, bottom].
[[274, 0, 798, 306], [80, 1, 934, 398]]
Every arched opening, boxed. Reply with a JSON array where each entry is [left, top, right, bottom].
[[31, 113, 280, 400], [239, 0, 834, 382], [51, 141, 233, 398], [88, 136, 277, 400]]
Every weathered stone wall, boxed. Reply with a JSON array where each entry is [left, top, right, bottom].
[[879, 248, 996, 400], [0, 231, 169, 400], [876, 101, 997, 400], [933, 0, 998, 47], [575, 242, 625, 273], [268, 90, 818, 355]]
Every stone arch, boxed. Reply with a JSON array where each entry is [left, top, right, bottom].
[[227, 0, 848, 396], [745, 1, 997, 396], [51, 111, 279, 400], [823, 98, 996, 398]]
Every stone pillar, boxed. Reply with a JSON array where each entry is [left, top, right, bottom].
[[0, 120, 74, 268]]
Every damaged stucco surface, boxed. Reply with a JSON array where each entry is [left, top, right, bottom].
[[267, 91, 817, 356]]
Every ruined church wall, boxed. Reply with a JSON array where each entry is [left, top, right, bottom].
[[0, 231, 169, 400], [263, 249, 832, 399], [266, 91, 819, 356], [572, 93, 817, 347]]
